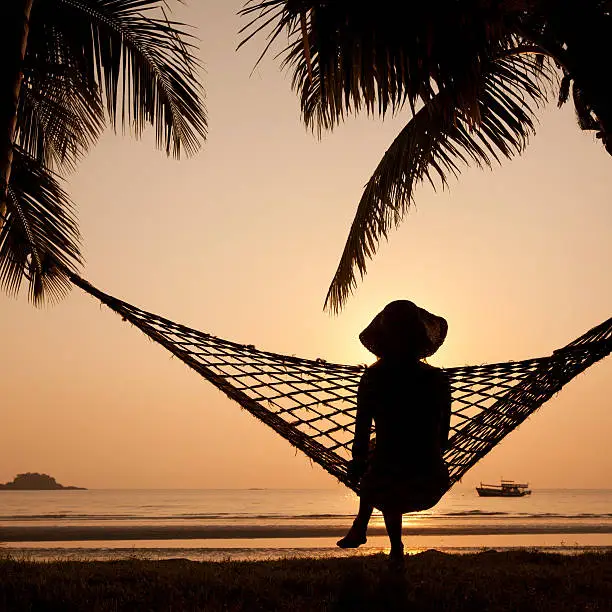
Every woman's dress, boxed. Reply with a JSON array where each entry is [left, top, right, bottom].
[[353, 358, 452, 513]]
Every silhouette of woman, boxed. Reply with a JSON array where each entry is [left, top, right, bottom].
[[337, 301, 451, 562]]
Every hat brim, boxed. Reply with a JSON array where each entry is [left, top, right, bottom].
[[360, 301, 447, 359]]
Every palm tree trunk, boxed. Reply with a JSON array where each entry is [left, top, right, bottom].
[[1, 0, 34, 227]]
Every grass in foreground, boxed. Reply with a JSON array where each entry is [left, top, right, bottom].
[[0, 550, 611, 611]]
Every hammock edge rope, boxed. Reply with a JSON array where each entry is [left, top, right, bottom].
[[69, 273, 612, 492]]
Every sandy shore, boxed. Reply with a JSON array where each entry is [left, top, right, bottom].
[[0, 551, 610, 611], [2, 522, 612, 541]]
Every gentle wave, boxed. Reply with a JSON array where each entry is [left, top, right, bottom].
[[444, 511, 612, 518], [2, 511, 612, 522], [0, 513, 354, 521], [3, 523, 612, 543]]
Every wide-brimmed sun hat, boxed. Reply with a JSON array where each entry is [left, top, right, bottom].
[[359, 300, 448, 359]]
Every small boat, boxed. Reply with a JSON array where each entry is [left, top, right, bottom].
[[476, 480, 531, 497]]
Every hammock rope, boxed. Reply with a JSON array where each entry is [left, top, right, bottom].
[[69, 274, 612, 493]]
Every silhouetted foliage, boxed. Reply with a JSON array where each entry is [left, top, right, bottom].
[[1, 0, 207, 304], [241, 1, 612, 310], [1, 552, 611, 611], [0, 472, 85, 490]]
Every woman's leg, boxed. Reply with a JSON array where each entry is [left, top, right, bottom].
[[351, 497, 374, 535], [382, 510, 404, 559], [336, 497, 373, 548]]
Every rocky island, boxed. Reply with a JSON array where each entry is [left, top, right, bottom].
[[0, 473, 86, 490]]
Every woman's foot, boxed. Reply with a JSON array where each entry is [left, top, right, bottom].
[[336, 532, 367, 549], [388, 544, 405, 567]]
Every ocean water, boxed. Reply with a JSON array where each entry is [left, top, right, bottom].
[[1, 487, 611, 560]]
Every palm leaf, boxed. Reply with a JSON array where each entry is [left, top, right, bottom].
[[516, 2, 612, 142], [1, 148, 82, 304], [27, 0, 207, 158], [572, 83, 600, 131], [324, 53, 552, 312], [240, 1, 515, 133], [17, 60, 105, 171]]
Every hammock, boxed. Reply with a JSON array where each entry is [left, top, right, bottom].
[[69, 274, 611, 493]]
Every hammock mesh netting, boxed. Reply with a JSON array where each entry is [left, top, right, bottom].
[[70, 274, 612, 493]]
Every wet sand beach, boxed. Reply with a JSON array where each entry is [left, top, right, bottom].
[[3, 520, 612, 542], [3, 488, 612, 560]]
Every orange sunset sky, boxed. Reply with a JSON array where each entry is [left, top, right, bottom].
[[1, 1, 610, 490]]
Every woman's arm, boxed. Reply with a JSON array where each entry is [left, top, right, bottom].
[[351, 368, 375, 468], [438, 371, 452, 451]]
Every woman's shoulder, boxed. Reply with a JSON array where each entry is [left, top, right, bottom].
[[418, 362, 450, 384], [365, 359, 384, 372], [361, 359, 384, 380], [360, 359, 394, 390], [418, 364, 451, 403], [418, 361, 445, 374]]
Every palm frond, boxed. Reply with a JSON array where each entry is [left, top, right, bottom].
[[28, 0, 207, 158], [240, 1, 515, 133], [557, 72, 572, 107], [572, 83, 600, 131], [324, 53, 552, 312], [17, 60, 105, 171], [1, 148, 82, 305]]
